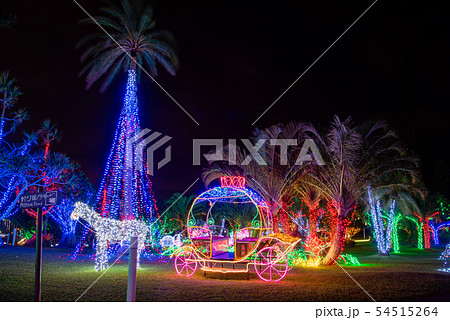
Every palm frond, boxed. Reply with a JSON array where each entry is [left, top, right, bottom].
[[77, 0, 178, 91]]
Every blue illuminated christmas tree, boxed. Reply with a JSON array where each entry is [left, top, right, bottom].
[[94, 69, 157, 221], [71, 70, 159, 260]]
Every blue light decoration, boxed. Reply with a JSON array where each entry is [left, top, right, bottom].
[[0, 177, 18, 220], [70, 224, 91, 260], [46, 199, 79, 247], [438, 242, 450, 273], [95, 69, 157, 220], [0, 138, 36, 221], [368, 188, 395, 255], [72, 69, 157, 260], [430, 221, 450, 245]]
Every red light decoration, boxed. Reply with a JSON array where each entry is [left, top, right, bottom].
[[220, 176, 246, 189], [413, 211, 439, 249]]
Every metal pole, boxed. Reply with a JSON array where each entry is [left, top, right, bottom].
[[127, 236, 138, 302], [43, 215, 48, 235], [35, 206, 43, 302]]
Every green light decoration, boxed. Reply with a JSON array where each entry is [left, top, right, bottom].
[[405, 216, 424, 249], [286, 248, 308, 267], [251, 215, 261, 228], [286, 248, 361, 267], [391, 214, 403, 253], [21, 229, 35, 240], [187, 218, 196, 227], [338, 254, 361, 266], [207, 217, 215, 225], [161, 246, 177, 256]]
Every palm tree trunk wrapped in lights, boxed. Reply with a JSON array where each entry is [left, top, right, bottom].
[[297, 116, 420, 265]]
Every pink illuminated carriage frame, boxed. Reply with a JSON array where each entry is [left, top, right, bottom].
[[171, 176, 301, 282]]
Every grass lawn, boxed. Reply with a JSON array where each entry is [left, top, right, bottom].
[[0, 243, 449, 302]]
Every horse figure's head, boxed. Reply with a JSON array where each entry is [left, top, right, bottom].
[[71, 201, 89, 221]]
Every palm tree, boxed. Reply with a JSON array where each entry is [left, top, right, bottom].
[[295, 179, 321, 240], [0, 71, 22, 142], [202, 122, 310, 235], [24, 120, 63, 231], [400, 191, 441, 249], [302, 116, 420, 264], [78, 0, 178, 92], [162, 193, 196, 232], [78, 0, 178, 221], [0, 12, 16, 30], [37, 119, 62, 160]]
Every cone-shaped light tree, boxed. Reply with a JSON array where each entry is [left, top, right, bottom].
[[78, 0, 178, 222]]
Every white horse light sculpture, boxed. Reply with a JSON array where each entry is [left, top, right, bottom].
[[71, 202, 148, 271]]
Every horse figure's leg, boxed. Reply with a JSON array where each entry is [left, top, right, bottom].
[[95, 237, 108, 271]]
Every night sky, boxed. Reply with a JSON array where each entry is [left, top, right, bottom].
[[1, 0, 450, 200]]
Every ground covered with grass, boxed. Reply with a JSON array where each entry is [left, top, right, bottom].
[[0, 243, 449, 302]]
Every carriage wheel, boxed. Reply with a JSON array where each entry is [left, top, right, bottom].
[[174, 250, 197, 277], [254, 246, 288, 282]]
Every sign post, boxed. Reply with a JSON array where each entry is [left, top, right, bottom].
[[35, 206, 43, 302], [19, 190, 62, 302]]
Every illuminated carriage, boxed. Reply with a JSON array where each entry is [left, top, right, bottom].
[[172, 176, 301, 282]]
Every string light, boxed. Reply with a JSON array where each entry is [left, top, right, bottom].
[[93, 69, 156, 220], [368, 188, 395, 255], [391, 214, 403, 253], [430, 221, 450, 245], [438, 242, 450, 273], [71, 202, 148, 271], [73, 69, 157, 259], [338, 254, 361, 266], [220, 176, 246, 189], [172, 178, 301, 281], [405, 216, 423, 249], [0, 139, 36, 220], [412, 212, 439, 249]]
